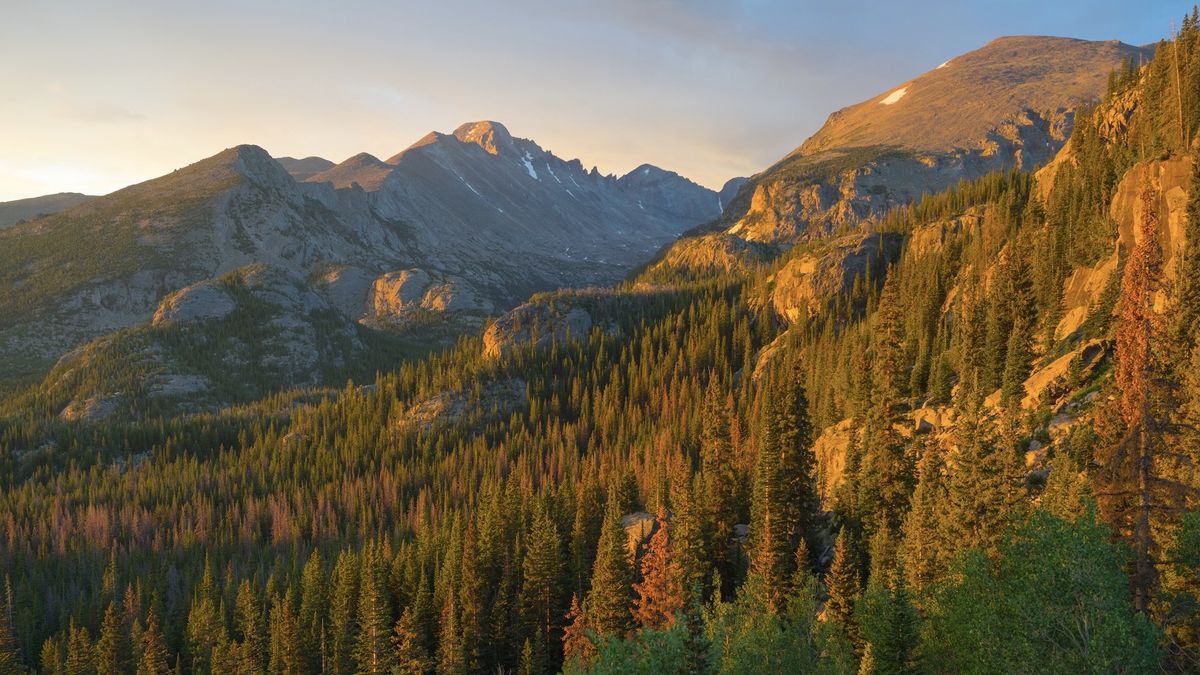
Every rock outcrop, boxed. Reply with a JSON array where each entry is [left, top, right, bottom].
[[483, 302, 593, 360], [770, 233, 902, 321]]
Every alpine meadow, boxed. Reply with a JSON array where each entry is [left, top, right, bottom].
[[6, 3, 1200, 674]]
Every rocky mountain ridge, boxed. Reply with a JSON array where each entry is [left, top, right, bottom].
[[651, 36, 1153, 277]]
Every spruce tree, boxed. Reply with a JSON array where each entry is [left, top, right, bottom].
[[298, 550, 328, 673], [64, 620, 93, 675], [0, 592, 20, 675], [700, 378, 739, 591], [944, 394, 1024, 560], [857, 572, 920, 675], [96, 602, 126, 675], [355, 544, 395, 674], [900, 440, 947, 594], [185, 561, 224, 675], [824, 531, 863, 649], [234, 579, 265, 673], [749, 380, 791, 614], [327, 550, 360, 675], [519, 503, 565, 669], [436, 597, 465, 675], [585, 492, 634, 638], [137, 612, 171, 675], [393, 608, 430, 675], [632, 508, 686, 629], [268, 591, 304, 675]]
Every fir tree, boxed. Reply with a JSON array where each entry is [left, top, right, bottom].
[[561, 594, 594, 669], [96, 602, 127, 675], [632, 508, 686, 629], [585, 492, 634, 638], [436, 597, 465, 675], [824, 531, 863, 650], [137, 612, 171, 675], [519, 503, 565, 670], [327, 550, 359, 675], [298, 550, 328, 673], [234, 579, 265, 673], [393, 608, 430, 675], [268, 591, 304, 675], [355, 545, 395, 674], [900, 440, 947, 594], [64, 620, 93, 675]]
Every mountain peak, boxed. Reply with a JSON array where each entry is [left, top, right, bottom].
[[453, 121, 513, 155]]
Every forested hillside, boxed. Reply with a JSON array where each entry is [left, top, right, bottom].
[[6, 14, 1200, 675]]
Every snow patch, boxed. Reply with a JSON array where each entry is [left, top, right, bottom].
[[880, 87, 908, 105], [546, 163, 561, 184], [456, 174, 482, 197], [521, 151, 539, 180], [936, 60, 950, 70]]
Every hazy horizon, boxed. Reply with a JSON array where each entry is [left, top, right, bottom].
[[0, 0, 1188, 200]]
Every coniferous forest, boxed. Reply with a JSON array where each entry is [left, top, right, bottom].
[[10, 10, 1200, 675]]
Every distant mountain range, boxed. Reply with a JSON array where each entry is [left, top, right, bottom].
[[0, 121, 723, 410], [0, 192, 94, 229]]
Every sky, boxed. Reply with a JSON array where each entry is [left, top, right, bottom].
[[0, 0, 1189, 200]]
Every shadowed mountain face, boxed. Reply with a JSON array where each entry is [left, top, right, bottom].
[[0, 122, 721, 387], [0, 192, 94, 229], [698, 36, 1153, 251]]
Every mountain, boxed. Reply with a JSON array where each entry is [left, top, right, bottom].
[[5, 20, 1200, 675], [654, 36, 1152, 275], [0, 122, 721, 396], [0, 192, 94, 229], [274, 155, 335, 180]]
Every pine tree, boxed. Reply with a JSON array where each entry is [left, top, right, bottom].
[[268, 591, 304, 675], [0, 584, 22, 675], [137, 612, 171, 675], [900, 440, 947, 594], [520, 502, 565, 670], [327, 550, 359, 675], [749, 378, 792, 614], [1100, 185, 1196, 612], [632, 508, 686, 629], [699, 378, 739, 592], [943, 394, 1024, 560], [298, 550, 328, 673], [355, 544, 395, 674], [561, 594, 593, 669], [64, 620, 93, 675], [234, 579, 265, 673], [436, 597, 465, 675], [585, 492, 634, 638], [96, 602, 127, 675], [186, 561, 225, 675], [824, 531, 863, 649], [393, 608, 430, 675]]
